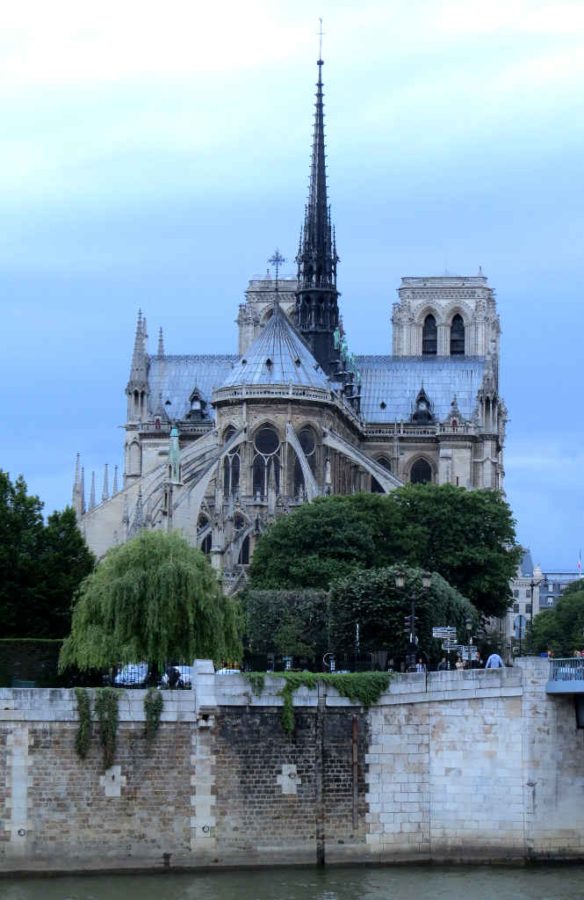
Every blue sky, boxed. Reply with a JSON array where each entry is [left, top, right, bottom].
[[1, 0, 583, 570]]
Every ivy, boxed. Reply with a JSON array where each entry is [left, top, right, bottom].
[[74, 687, 91, 759], [144, 688, 164, 745], [94, 688, 119, 769], [245, 671, 391, 734], [244, 672, 265, 696]]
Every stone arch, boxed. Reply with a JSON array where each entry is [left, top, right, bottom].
[[408, 456, 434, 484], [371, 455, 392, 493]]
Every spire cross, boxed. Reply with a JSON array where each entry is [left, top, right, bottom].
[[268, 249, 286, 293]]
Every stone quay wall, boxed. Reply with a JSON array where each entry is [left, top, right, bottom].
[[0, 658, 582, 872]]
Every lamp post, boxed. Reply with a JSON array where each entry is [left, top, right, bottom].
[[396, 571, 431, 670], [465, 617, 473, 667], [528, 577, 543, 652]]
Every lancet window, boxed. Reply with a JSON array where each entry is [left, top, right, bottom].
[[252, 425, 281, 500], [410, 458, 433, 484], [422, 315, 437, 355], [450, 314, 465, 355]]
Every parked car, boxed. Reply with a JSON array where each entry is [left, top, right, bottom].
[[113, 663, 148, 687]]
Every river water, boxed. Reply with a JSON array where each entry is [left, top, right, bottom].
[[0, 866, 581, 900]]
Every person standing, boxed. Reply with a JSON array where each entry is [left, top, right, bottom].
[[485, 652, 505, 668]]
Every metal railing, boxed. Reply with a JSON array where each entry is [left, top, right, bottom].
[[548, 658, 584, 681]]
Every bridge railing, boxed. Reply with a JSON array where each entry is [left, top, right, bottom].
[[549, 657, 584, 682]]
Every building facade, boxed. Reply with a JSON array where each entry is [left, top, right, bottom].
[[73, 57, 506, 591]]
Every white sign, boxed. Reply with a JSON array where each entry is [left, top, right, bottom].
[[433, 627, 457, 640]]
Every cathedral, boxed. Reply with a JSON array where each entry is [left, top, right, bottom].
[[73, 56, 506, 592]]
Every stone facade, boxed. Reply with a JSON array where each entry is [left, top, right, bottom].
[[0, 660, 583, 872], [72, 59, 507, 584]]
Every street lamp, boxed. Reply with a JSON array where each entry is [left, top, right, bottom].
[[528, 577, 543, 652], [465, 617, 473, 667], [396, 571, 431, 671]]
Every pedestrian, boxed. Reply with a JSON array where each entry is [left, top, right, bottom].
[[415, 658, 426, 673], [455, 656, 464, 670], [471, 651, 482, 669], [437, 657, 448, 671], [485, 652, 505, 668]]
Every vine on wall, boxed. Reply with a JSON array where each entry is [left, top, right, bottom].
[[74, 687, 92, 759], [144, 688, 164, 745], [244, 671, 391, 734], [94, 688, 119, 769]]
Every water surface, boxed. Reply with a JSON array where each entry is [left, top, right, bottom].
[[0, 865, 580, 900]]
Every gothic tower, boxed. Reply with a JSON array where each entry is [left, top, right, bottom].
[[295, 56, 340, 376]]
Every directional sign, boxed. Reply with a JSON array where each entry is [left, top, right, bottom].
[[433, 627, 457, 640]]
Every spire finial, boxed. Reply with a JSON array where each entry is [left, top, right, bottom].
[[318, 18, 324, 63], [89, 471, 96, 510], [157, 327, 165, 357], [112, 465, 119, 495]]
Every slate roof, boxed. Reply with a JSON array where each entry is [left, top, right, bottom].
[[356, 356, 486, 424], [148, 354, 236, 421], [147, 349, 486, 426], [220, 303, 330, 390]]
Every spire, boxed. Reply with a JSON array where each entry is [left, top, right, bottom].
[[80, 467, 86, 514], [89, 471, 96, 510], [126, 309, 149, 422], [72, 453, 83, 517], [112, 465, 119, 496], [295, 37, 341, 377], [296, 53, 338, 292], [157, 327, 165, 357], [102, 463, 109, 502]]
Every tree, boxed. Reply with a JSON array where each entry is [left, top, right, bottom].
[[0, 473, 93, 638], [249, 486, 521, 618], [392, 484, 522, 618], [328, 565, 479, 662], [59, 530, 241, 672], [248, 494, 420, 591], [242, 589, 328, 663], [33, 507, 95, 638], [531, 587, 584, 656], [0, 471, 45, 635]]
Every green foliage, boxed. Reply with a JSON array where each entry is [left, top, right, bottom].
[[391, 484, 521, 618], [94, 688, 119, 769], [36, 508, 96, 637], [246, 671, 391, 734], [249, 486, 520, 619], [0, 471, 94, 638], [244, 672, 265, 696], [248, 494, 417, 591], [59, 530, 241, 672], [329, 565, 479, 660], [74, 687, 92, 759], [242, 589, 328, 662], [531, 588, 584, 656], [144, 688, 164, 744]]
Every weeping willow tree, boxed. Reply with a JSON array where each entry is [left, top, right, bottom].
[[59, 530, 241, 672]]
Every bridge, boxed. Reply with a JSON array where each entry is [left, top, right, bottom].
[[546, 657, 584, 727]]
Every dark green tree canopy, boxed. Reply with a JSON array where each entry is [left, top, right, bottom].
[[0, 472, 94, 637], [243, 589, 328, 662], [59, 530, 241, 671], [531, 587, 584, 656], [329, 565, 479, 660], [249, 485, 521, 618], [249, 493, 420, 591]]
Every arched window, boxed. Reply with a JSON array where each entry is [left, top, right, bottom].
[[238, 535, 250, 565], [410, 458, 433, 484], [223, 452, 240, 496], [450, 314, 465, 356], [200, 533, 212, 554], [422, 315, 437, 355], [371, 457, 392, 493], [252, 425, 281, 500]]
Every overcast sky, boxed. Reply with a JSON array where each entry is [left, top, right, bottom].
[[1, 0, 582, 570]]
